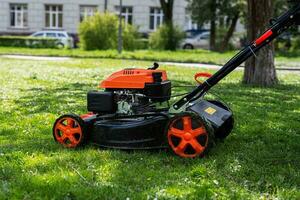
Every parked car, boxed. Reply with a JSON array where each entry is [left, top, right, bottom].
[[181, 31, 210, 49], [30, 31, 74, 48], [185, 29, 210, 39]]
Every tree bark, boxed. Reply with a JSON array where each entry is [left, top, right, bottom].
[[220, 13, 239, 52], [209, 0, 217, 51], [160, 0, 176, 50], [210, 20, 216, 51], [243, 0, 278, 86], [160, 0, 173, 25]]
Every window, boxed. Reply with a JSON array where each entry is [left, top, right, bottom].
[[45, 5, 63, 28], [150, 7, 164, 31], [115, 6, 133, 25], [10, 4, 28, 28], [57, 33, 66, 38], [200, 33, 210, 40], [185, 16, 198, 30], [46, 32, 56, 38], [80, 5, 97, 22], [33, 33, 44, 37]]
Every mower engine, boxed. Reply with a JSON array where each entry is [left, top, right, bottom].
[[87, 68, 171, 115]]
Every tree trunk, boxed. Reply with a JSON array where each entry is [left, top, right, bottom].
[[243, 0, 278, 86], [160, 0, 176, 50], [160, 0, 173, 25], [210, 19, 216, 51], [220, 13, 239, 52], [209, 0, 217, 51]]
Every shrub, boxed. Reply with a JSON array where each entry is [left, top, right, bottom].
[[290, 37, 300, 51], [123, 25, 140, 50], [149, 25, 185, 50], [136, 39, 149, 50], [0, 36, 58, 48], [79, 13, 140, 50]]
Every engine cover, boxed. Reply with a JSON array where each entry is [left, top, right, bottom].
[[100, 68, 168, 89]]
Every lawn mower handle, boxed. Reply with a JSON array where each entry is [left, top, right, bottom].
[[172, 3, 300, 111]]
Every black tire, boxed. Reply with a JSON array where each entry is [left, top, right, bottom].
[[57, 43, 65, 49], [208, 100, 234, 139], [183, 44, 194, 49], [53, 113, 87, 148], [165, 111, 214, 158]]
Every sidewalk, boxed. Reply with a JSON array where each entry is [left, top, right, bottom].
[[1, 54, 299, 72]]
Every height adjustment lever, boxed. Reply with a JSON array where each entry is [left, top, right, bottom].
[[148, 62, 159, 70]]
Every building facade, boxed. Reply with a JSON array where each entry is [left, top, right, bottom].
[[0, 0, 195, 35]]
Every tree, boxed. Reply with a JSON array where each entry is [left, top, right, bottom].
[[188, 0, 217, 50], [187, 0, 245, 51], [159, 0, 176, 50], [218, 0, 245, 51], [243, 0, 278, 86]]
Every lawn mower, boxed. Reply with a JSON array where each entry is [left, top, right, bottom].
[[53, 3, 300, 158]]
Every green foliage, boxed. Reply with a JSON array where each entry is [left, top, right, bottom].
[[135, 39, 149, 50], [78, 13, 140, 51], [79, 13, 118, 50], [187, 0, 245, 26], [149, 25, 185, 50], [0, 36, 58, 48], [122, 25, 140, 51], [0, 57, 299, 199], [291, 37, 300, 51]]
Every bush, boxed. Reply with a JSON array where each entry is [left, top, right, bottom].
[[290, 37, 300, 51], [149, 25, 185, 50], [123, 25, 140, 50], [79, 13, 140, 50], [136, 39, 149, 50], [0, 36, 58, 48]]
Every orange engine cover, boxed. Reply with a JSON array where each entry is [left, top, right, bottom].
[[100, 68, 168, 89]]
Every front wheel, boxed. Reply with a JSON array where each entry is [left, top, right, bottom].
[[166, 112, 213, 158], [53, 114, 87, 148], [183, 44, 194, 49], [56, 43, 65, 49]]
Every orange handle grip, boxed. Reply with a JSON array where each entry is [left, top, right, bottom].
[[194, 72, 212, 84]]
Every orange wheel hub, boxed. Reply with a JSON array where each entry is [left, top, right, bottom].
[[53, 116, 84, 148], [167, 114, 209, 158]]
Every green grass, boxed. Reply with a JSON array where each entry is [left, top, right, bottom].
[[0, 46, 299, 67], [0, 57, 299, 199]]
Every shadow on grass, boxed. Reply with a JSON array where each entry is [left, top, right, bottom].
[[1, 80, 300, 199]]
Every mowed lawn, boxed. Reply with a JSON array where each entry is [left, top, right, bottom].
[[0, 57, 299, 199]]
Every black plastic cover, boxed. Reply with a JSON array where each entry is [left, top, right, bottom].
[[90, 116, 168, 149], [144, 80, 171, 102], [87, 91, 116, 113], [295, 13, 300, 25], [188, 100, 232, 129]]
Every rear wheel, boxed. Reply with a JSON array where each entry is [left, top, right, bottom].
[[183, 44, 194, 49], [166, 112, 213, 158], [53, 114, 86, 148]]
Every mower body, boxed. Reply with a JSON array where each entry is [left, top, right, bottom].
[[80, 68, 234, 149]]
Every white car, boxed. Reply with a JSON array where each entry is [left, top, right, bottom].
[[181, 32, 210, 50], [30, 31, 74, 48]]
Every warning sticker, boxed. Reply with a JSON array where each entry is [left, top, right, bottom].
[[205, 107, 216, 115]]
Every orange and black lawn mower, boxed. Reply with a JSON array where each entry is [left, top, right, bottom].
[[53, 3, 300, 158]]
